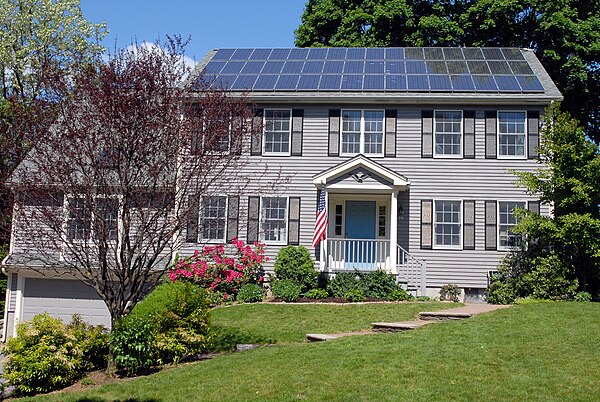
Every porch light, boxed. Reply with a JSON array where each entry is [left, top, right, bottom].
[[399, 204, 405, 221]]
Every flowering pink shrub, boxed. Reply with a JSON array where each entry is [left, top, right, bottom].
[[169, 238, 267, 298]]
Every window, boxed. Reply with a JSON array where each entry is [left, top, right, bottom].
[[201, 196, 227, 241], [341, 110, 384, 156], [261, 197, 287, 242], [498, 111, 526, 158], [67, 197, 91, 240], [378, 205, 387, 237], [334, 204, 343, 236], [434, 111, 462, 157], [96, 198, 118, 241], [264, 109, 291, 154], [498, 201, 525, 249], [434, 200, 462, 248], [203, 116, 230, 153]]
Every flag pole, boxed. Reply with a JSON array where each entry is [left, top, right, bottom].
[[320, 182, 327, 271]]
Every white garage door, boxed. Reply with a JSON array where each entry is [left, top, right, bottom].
[[22, 278, 111, 329]]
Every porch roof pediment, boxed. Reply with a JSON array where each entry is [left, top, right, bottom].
[[312, 155, 410, 189]]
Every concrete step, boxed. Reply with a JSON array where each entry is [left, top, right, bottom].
[[419, 311, 472, 321], [372, 320, 430, 332], [306, 333, 340, 342]]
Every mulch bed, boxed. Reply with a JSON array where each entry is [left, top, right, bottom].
[[273, 297, 388, 303]]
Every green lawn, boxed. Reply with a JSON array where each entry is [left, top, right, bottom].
[[25, 302, 600, 401]]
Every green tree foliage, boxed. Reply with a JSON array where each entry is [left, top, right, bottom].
[[295, 0, 600, 142], [489, 104, 600, 302]]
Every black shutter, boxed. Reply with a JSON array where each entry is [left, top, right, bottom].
[[385, 109, 397, 157], [528, 111, 540, 159], [186, 194, 200, 243], [328, 109, 340, 156], [463, 110, 475, 159], [528, 200, 540, 215], [485, 200, 497, 250], [420, 199, 433, 249], [485, 111, 497, 159], [226, 196, 239, 241], [250, 108, 263, 156], [463, 200, 475, 250], [291, 109, 303, 156], [230, 117, 243, 155], [288, 197, 301, 245], [421, 110, 433, 158], [247, 196, 260, 243]]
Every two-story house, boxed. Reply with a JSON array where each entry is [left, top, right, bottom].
[[2, 47, 562, 338]]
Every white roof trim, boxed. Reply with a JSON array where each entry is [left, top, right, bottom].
[[312, 155, 410, 188]]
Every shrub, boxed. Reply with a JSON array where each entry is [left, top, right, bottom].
[[387, 288, 413, 301], [271, 280, 301, 302], [416, 296, 431, 301], [274, 245, 318, 292], [111, 281, 212, 375], [358, 270, 402, 299], [237, 283, 264, 303], [3, 313, 108, 395], [487, 277, 518, 304], [574, 291, 593, 302], [344, 288, 366, 302], [169, 238, 267, 299], [304, 288, 329, 299], [439, 284, 461, 302], [327, 272, 360, 298]]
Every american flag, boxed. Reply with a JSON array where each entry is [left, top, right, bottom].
[[312, 189, 327, 248]]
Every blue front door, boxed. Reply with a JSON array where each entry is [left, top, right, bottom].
[[345, 201, 376, 269]]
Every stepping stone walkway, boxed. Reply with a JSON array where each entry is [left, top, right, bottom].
[[306, 303, 510, 342]]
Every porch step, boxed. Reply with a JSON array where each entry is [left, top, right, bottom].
[[419, 311, 472, 321], [372, 320, 430, 332]]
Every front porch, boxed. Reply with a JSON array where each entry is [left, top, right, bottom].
[[313, 155, 427, 295]]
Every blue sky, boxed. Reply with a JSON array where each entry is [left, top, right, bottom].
[[81, 0, 308, 62]]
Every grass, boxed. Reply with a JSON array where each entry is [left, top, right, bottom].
[[211, 301, 457, 343], [24, 302, 600, 401]]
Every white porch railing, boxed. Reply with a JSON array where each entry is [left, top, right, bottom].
[[326, 238, 390, 271], [397, 244, 427, 296]]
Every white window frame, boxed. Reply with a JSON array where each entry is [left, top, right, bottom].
[[340, 109, 385, 157], [199, 196, 228, 243], [263, 109, 292, 156], [259, 196, 289, 244], [497, 200, 526, 251], [433, 110, 463, 158], [433, 199, 463, 250], [497, 110, 527, 159]]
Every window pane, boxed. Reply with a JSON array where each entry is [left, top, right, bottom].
[[434, 111, 462, 156], [434, 201, 461, 247], [498, 112, 526, 157], [96, 198, 118, 241], [498, 201, 525, 248], [261, 197, 287, 242], [68, 198, 91, 240], [341, 110, 361, 154], [201, 196, 227, 240], [364, 110, 384, 155], [264, 110, 291, 154]]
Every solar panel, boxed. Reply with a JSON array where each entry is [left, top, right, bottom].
[[319, 75, 341, 90], [253, 75, 278, 90], [240, 61, 265, 74], [517, 76, 544, 91], [281, 61, 304, 74], [204, 47, 545, 94], [231, 75, 257, 90], [366, 48, 384, 59], [212, 49, 235, 60], [407, 75, 429, 90], [231, 49, 253, 60], [472, 75, 497, 91], [303, 61, 324, 74], [406, 60, 427, 74], [386, 75, 406, 90], [343, 61, 364, 74], [451, 75, 475, 91], [297, 75, 320, 90], [365, 60, 384, 74], [429, 75, 452, 90], [494, 75, 521, 91], [363, 75, 384, 90], [341, 75, 363, 90], [275, 75, 299, 90]]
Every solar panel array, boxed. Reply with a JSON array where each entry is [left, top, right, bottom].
[[200, 47, 545, 93]]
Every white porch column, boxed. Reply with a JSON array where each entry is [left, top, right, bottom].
[[389, 190, 398, 274]]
